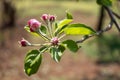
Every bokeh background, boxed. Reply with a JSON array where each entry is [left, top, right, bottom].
[[0, 0, 120, 80]]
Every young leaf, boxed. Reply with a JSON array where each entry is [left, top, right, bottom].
[[24, 50, 42, 76], [66, 12, 73, 19], [54, 25, 68, 36], [50, 45, 65, 62], [63, 24, 95, 35], [54, 19, 73, 36], [55, 22, 58, 29], [58, 45, 65, 53], [39, 46, 48, 52], [62, 40, 79, 53], [96, 0, 112, 6], [58, 19, 73, 29], [24, 25, 39, 36]]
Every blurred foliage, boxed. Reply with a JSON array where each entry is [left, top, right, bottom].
[[83, 33, 120, 63], [96, 0, 112, 6], [112, 0, 120, 17], [13, 0, 98, 19]]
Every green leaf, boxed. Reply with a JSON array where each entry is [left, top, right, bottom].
[[58, 45, 65, 53], [24, 25, 39, 36], [96, 0, 112, 6], [39, 46, 48, 52], [24, 50, 42, 76], [62, 40, 79, 53], [58, 19, 73, 29], [54, 25, 68, 36], [63, 24, 95, 35], [50, 45, 65, 62], [24, 25, 30, 32], [55, 22, 58, 29], [66, 12, 73, 19], [54, 19, 73, 36], [40, 25, 47, 34]]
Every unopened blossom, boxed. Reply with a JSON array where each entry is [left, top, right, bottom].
[[51, 37, 59, 45], [49, 15, 55, 22], [41, 14, 48, 21], [19, 38, 31, 47], [27, 19, 41, 32]]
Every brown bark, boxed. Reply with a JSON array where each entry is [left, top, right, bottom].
[[0, 0, 16, 30], [0, 0, 16, 47]]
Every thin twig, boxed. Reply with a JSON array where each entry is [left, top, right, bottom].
[[104, 6, 120, 32], [76, 35, 93, 43], [58, 34, 66, 40], [96, 21, 113, 35], [112, 11, 120, 19], [76, 21, 113, 43], [96, 6, 105, 31], [76, 6, 119, 43]]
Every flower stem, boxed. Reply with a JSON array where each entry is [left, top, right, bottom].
[[48, 21, 53, 38], [31, 43, 51, 47], [31, 44, 43, 46], [38, 29, 50, 41], [58, 34, 66, 40]]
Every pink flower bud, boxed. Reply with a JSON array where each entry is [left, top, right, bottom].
[[28, 19, 32, 27], [19, 38, 31, 47], [27, 19, 41, 32], [41, 14, 48, 21], [51, 37, 59, 45], [49, 15, 55, 22]]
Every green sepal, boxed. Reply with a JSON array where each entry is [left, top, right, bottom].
[[24, 25, 39, 36]]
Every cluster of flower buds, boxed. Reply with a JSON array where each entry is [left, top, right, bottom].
[[19, 14, 57, 47], [41, 14, 56, 23]]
